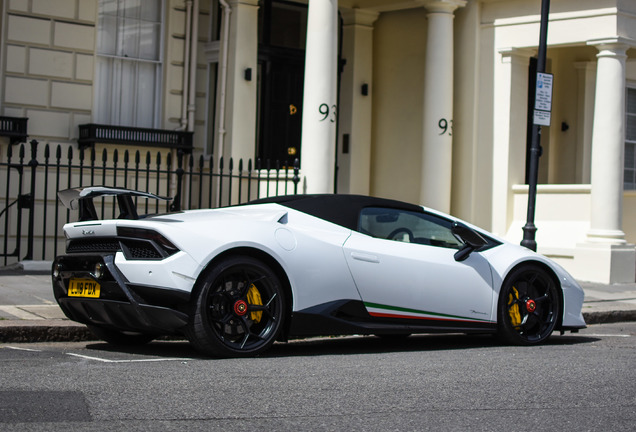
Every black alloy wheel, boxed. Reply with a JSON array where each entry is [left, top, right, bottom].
[[187, 255, 285, 357], [497, 264, 561, 345]]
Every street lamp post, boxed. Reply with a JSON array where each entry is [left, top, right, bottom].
[[521, 0, 550, 252]]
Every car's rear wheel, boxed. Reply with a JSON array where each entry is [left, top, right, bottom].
[[186, 255, 285, 358], [87, 325, 155, 346], [497, 264, 561, 345]]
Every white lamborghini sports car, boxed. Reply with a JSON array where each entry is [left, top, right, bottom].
[[52, 187, 586, 357]]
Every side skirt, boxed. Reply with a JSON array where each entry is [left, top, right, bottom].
[[288, 300, 497, 338]]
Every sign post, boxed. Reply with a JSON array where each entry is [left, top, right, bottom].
[[521, 0, 551, 252], [533, 72, 553, 126]]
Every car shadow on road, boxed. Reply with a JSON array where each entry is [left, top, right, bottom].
[[83, 332, 599, 360], [262, 332, 599, 358], [84, 339, 205, 359]]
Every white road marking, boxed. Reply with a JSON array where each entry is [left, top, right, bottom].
[[3, 346, 42, 352], [584, 334, 631, 338], [66, 353, 193, 363]]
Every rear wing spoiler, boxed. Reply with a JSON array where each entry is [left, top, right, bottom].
[[58, 187, 172, 222]]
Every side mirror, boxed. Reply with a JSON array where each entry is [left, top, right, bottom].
[[451, 222, 488, 262]]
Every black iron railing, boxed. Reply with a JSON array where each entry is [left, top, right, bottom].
[[0, 116, 28, 144], [0, 140, 300, 265], [78, 123, 194, 153]]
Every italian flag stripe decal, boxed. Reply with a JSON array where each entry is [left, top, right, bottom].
[[364, 302, 493, 323]]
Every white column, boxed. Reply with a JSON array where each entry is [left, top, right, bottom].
[[222, 0, 259, 161], [491, 47, 535, 237], [420, 0, 466, 212], [573, 61, 596, 184], [573, 38, 636, 284], [338, 8, 379, 195], [300, 0, 339, 194], [587, 40, 629, 243]]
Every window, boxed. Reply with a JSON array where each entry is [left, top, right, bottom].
[[95, 0, 163, 128], [625, 86, 636, 190], [359, 208, 463, 249], [259, 0, 308, 50]]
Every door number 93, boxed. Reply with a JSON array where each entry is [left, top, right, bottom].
[[319, 103, 337, 123], [439, 118, 453, 136]]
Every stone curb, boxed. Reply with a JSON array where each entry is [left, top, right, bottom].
[[1, 310, 635, 344], [582, 310, 636, 325], [0, 325, 95, 343]]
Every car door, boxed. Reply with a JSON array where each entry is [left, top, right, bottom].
[[343, 207, 495, 326]]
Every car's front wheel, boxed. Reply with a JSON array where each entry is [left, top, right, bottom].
[[186, 255, 285, 358], [497, 264, 561, 345]]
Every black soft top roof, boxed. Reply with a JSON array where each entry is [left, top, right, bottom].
[[250, 194, 424, 231]]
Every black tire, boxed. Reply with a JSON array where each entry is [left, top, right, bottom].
[[186, 255, 285, 358], [87, 325, 155, 346], [497, 264, 561, 345]]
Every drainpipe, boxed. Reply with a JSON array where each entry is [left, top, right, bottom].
[[217, 0, 231, 157], [187, 0, 200, 132], [178, 0, 193, 131]]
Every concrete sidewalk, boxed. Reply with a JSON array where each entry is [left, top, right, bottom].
[[0, 268, 96, 342], [1, 266, 635, 343]]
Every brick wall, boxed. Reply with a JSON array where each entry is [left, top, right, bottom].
[[2, 0, 96, 142]]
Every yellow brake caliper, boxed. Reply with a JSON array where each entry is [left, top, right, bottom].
[[508, 287, 522, 328], [246, 284, 263, 323]]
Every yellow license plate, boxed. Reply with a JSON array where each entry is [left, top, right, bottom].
[[68, 278, 100, 298]]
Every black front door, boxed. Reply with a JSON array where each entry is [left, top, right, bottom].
[[257, 50, 304, 164], [257, 0, 307, 165]]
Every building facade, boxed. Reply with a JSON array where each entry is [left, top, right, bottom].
[[1, 0, 635, 283]]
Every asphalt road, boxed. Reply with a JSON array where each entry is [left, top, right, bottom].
[[1, 322, 635, 431]]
